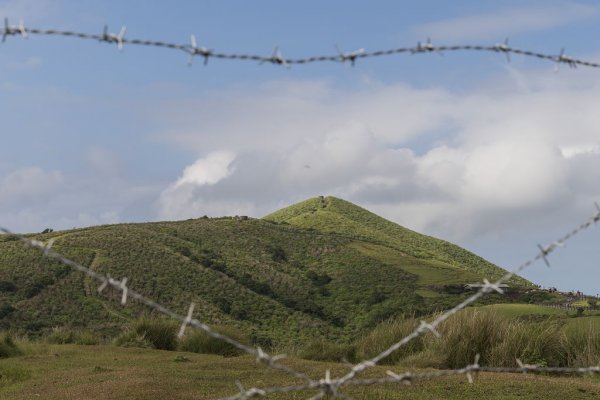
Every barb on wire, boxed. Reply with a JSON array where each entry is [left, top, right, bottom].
[[178, 302, 195, 338], [493, 37, 511, 62], [100, 24, 126, 51], [411, 37, 442, 56], [554, 48, 578, 72], [4, 21, 600, 70], [188, 34, 212, 65], [335, 45, 365, 66], [260, 46, 289, 68], [0, 226, 313, 388], [2, 17, 26, 42]]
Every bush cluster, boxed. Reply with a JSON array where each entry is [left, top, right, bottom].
[[114, 317, 250, 357], [0, 334, 22, 358], [46, 327, 100, 345], [297, 309, 600, 368]]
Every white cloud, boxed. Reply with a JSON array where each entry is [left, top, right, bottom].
[[413, 3, 599, 42], [0, 166, 64, 206], [153, 69, 600, 240], [159, 151, 238, 219], [153, 81, 452, 155], [174, 151, 236, 188]]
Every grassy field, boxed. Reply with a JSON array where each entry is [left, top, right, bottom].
[[1, 344, 599, 400]]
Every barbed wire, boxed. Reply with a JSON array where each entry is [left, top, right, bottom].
[[2, 18, 599, 70], [224, 355, 600, 399], [1, 203, 599, 399]]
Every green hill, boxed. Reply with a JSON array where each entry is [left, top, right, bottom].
[[265, 196, 529, 286], [0, 197, 530, 346]]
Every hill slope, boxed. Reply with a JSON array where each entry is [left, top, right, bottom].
[[265, 196, 526, 283], [0, 197, 528, 345]]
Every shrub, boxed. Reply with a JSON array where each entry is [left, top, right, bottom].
[[298, 337, 356, 363], [306, 271, 331, 286], [0, 303, 16, 318], [116, 317, 178, 350], [179, 325, 249, 357], [45, 327, 100, 345], [0, 334, 22, 358], [0, 281, 16, 292], [266, 245, 287, 262]]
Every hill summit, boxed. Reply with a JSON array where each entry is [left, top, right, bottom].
[[0, 196, 528, 345], [265, 196, 516, 281]]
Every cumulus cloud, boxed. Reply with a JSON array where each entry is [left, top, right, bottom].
[[173, 151, 236, 188], [412, 3, 599, 42], [155, 70, 600, 241], [159, 151, 238, 219]]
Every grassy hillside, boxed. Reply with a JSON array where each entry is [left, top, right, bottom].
[[0, 197, 532, 346], [265, 196, 529, 284]]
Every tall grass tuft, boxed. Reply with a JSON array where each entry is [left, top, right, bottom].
[[0, 333, 22, 358], [115, 317, 178, 351], [297, 337, 356, 363], [354, 317, 423, 365], [487, 319, 566, 367], [562, 319, 600, 367], [353, 309, 600, 369], [179, 325, 250, 357], [45, 327, 100, 345], [432, 309, 506, 368]]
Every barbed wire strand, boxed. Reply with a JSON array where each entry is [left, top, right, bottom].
[[0, 226, 312, 385], [1, 19, 598, 69], [223, 355, 600, 399], [219, 205, 600, 399]]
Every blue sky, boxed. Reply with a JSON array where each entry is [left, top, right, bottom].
[[1, 0, 600, 294]]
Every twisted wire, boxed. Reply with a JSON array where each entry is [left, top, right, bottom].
[[0, 20, 597, 69]]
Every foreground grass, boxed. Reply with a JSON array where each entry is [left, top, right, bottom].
[[1, 344, 599, 399]]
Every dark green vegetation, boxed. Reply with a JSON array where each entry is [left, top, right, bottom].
[[0, 196, 544, 347], [1, 343, 599, 400], [0, 334, 21, 359], [114, 317, 179, 350]]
